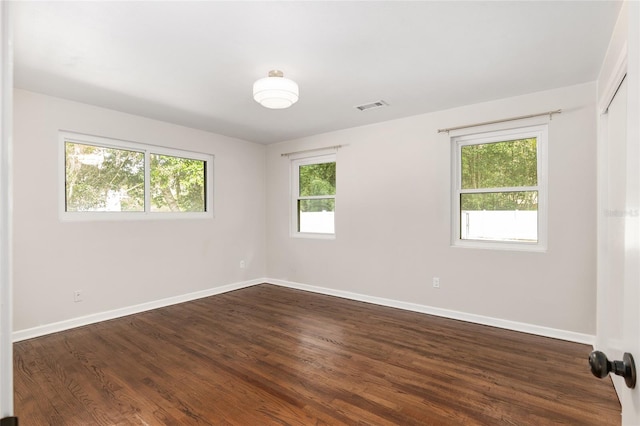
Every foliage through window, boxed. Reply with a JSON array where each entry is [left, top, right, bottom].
[[292, 154, 336, 236], [452, 125, 547, 249], [62, 133, 212, 218], [65, 143, 145, 212], [150, 154, 206, 212]]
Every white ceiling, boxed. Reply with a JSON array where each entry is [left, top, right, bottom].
[[13, 1, 622, 144]]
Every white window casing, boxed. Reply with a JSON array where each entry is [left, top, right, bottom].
[[59, 131, 214, 221], [451, 124, 548, 251], [290, 152, 336, 239]]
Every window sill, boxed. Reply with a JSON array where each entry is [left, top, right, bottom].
[[291, 232, 336, 240], [60, 211, 214, 222], [452, 240, 546, 253]]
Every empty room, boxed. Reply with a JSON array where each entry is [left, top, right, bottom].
[[1, 0, 639, 424]]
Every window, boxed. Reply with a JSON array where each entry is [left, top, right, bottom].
[[291, 154, 336, 237], [452, 125, 547, 250], [61, 132, 213, 219]]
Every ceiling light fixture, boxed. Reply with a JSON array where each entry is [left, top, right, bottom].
[[253, 70, 299, 109]]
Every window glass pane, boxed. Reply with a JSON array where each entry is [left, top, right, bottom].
[[150, 154, 206, 212], [461, 138, 537, 189], [460, 191, 538, 242], [298, 198, 335, 233], [65, 142, 144, 212], [299, 162, 336, 196]]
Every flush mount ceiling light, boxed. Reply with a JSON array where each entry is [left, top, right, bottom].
[[253, 70, 299, 109]]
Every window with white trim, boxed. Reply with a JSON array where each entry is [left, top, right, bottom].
[[291, 154, 336, 237], [61, 132, 213, 219], [452, 125, 547, 250]]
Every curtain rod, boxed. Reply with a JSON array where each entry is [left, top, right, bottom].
[[281, 145, 342, 157], [437, 109, 562, 134]]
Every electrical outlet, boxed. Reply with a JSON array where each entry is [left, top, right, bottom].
[[74, 290, 83, 302], [432, 277, 440, 288], [240, 260, 246, 269]]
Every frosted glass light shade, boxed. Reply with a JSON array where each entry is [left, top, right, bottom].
[[253, 71, 299, 109]]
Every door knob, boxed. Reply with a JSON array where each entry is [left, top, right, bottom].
[[589, 350, 636, 389]]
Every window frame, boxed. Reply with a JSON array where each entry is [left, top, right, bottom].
[[290, 153, 336, 239], [59, 131, 214, 221], [451, 124, 548, 251]]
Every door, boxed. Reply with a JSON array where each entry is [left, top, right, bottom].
[[597, 76, 640, 424], [0, 0, 12, 420]]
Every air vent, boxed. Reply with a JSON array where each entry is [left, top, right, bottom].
[[354, 100, 389, 111]]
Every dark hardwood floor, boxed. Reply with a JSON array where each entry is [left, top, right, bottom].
[[14, 284, 620, 425]]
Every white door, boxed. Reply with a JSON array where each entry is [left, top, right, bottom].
[[0, 0, 12, 419], [597, 76, 640, 424]]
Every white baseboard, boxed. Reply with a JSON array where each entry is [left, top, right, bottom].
[[13, 277, 595, 345], [12, 278, 263, 342], [266, 278, 595, 345]]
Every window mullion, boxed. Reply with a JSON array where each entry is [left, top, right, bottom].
[[298, 195, 336, 201], [460, 186, 539, 194]]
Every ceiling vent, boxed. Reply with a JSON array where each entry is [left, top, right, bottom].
[[354, 100, 389, 111]]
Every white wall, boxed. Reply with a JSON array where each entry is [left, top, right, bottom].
[[13, 89, 266, 332], [267, 83, 597, 336], [13, 82, 600, 339]]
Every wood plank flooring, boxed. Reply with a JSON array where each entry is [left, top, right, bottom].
[[14, 284, 620, 425]]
